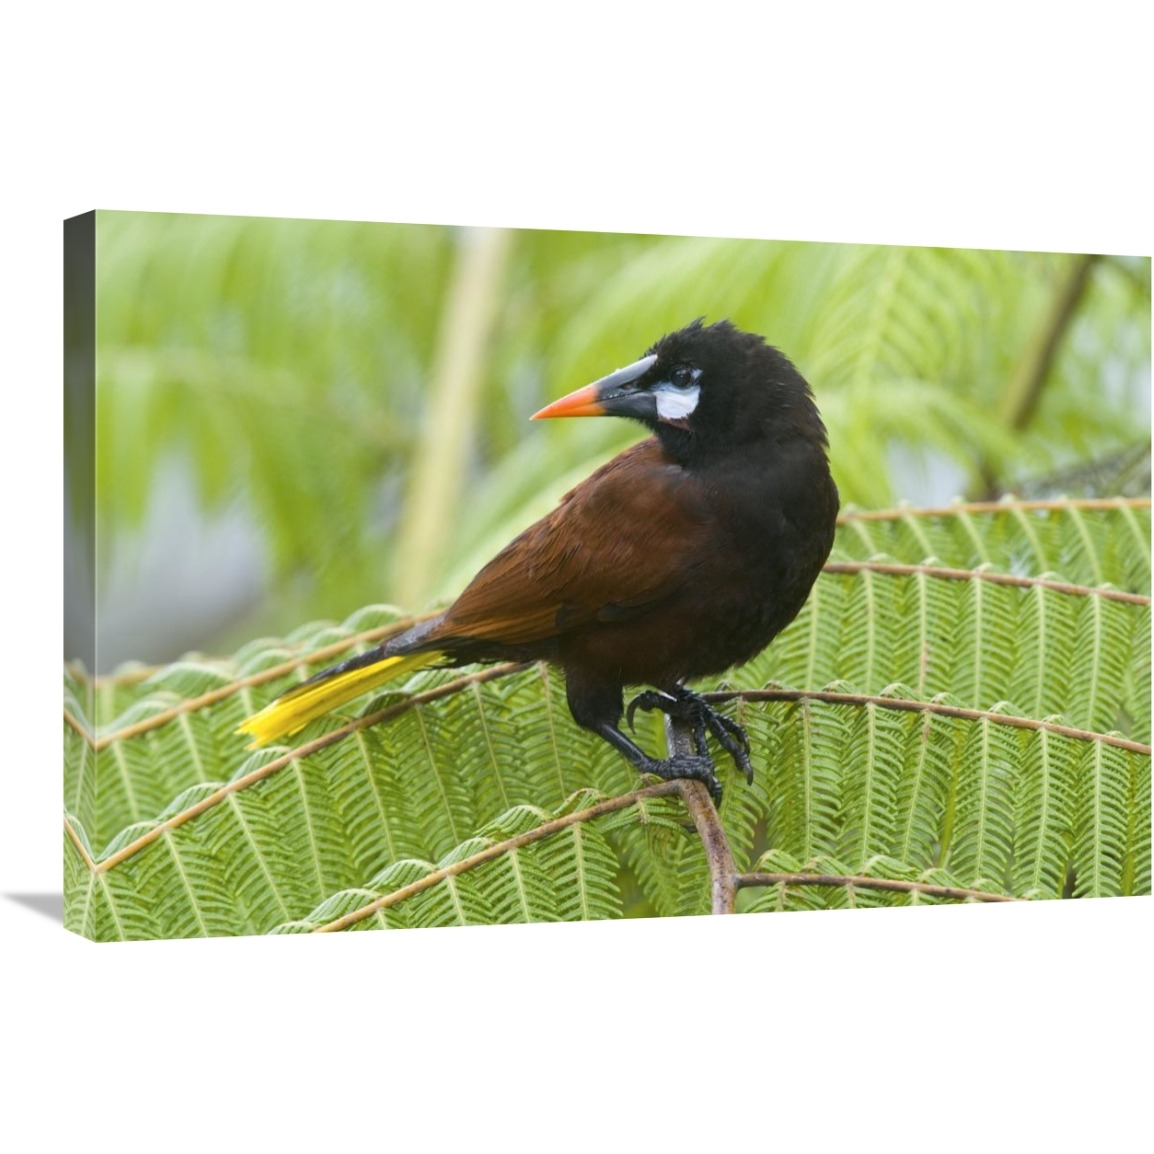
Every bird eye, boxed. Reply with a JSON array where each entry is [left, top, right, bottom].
[[670, 365, 695, 389]]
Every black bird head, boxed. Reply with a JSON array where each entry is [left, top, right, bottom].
[[533, 318, 828, 463]]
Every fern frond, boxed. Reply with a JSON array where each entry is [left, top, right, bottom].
[[774, 694, 848, 863], [65, 499, 1151, 937], [1123, 604, 1151, 744], [1008, 580, 1076, 720], [951, 566, 1019, 711], [838, 500, 1150, 593], [893, 709, 957, 869], [63, 694, 96, 837], [838, 695, 913, 864], [273, 795, 632, 931], [1071, 741, 1134, 898], [1068, 593, 1138, 735], [1011, 727, 1075, 899], [944, 708, 1020, 892], [1127, 749, 1151, 897], [536, 821, 622, 922]]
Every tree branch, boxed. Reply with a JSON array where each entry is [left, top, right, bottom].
[[998, 253, 1101, 432], [666, 717, 738, 914], [837, 496, 1148, 524], [63, 817, 96, 872], [703, 688, 1151, 756], [63, 707, 92, 744], [737, 872, 1016, 903], [822, 559, 1149, 606]]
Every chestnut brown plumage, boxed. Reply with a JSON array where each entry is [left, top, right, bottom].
[[238, 319, 840, 803]]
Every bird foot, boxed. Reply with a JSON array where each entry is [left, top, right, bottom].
[[641, 752, 724, 806], [628, 687, 754, 785]]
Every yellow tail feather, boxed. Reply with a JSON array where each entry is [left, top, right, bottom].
[[236, 651, 441, 747]]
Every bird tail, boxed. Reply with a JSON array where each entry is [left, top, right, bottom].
[[236, 649, 440, 747]]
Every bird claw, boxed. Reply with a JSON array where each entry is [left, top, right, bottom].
[[626, 687, 754, 786], [644, 752, 724, 806], [626, 690, 675, 733], [710, 715, 754, 784]]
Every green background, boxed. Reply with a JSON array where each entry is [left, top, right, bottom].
[[85, 213, 1150, 670]]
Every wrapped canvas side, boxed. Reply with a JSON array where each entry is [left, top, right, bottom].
[[64, 211, 98, 939]]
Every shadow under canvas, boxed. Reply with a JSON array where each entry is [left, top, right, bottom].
[[7, 893, 64, 924]]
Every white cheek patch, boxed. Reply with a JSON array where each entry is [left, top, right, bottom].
[[654, 384, 700, 421]]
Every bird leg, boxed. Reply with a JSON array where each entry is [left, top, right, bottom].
[[592, 722, 724, 805], [626, 686, 754, 785]]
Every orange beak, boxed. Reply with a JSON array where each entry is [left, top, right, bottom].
[[530, 383, 605, 420], [530, 353, 659, 421]]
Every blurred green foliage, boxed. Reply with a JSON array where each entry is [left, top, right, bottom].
[[93, 212, 1150, 660]]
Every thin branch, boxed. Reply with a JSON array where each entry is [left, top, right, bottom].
[[86, 632, 399, 691], [93, 615, 432, 748], [63, 708, 93, 744], [975, 251, 1099, 500], [63, 817, 97, 872], [737, 872, 1016, 903], [822, 560, 1149, 605], [312, 781, 683, 932], [703, 688, 1151, 756], [666, 717, 737, 914], [837, 496, 1149, 524], [86, 664, 527, 874], [999, 253, 1101, 433]]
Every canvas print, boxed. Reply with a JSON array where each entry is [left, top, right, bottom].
[[63, 211, 1151, 940]]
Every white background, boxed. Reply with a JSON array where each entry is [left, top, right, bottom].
[[1, 4, 1150, 1150]]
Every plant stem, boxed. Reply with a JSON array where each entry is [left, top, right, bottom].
[[666, 716, 738, 914], [822, 559, 1148, 605], [979, 252, 1100, 496], [999, 253, 1100, 432], [394, 227, 513, 607], [703, 687, 1150, 756], [737, 872, 1015, 903]]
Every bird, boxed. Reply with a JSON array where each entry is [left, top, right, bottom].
[[237, 318, 839, 804]]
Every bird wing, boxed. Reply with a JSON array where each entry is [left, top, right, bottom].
[[430, 440, 713, 647]]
